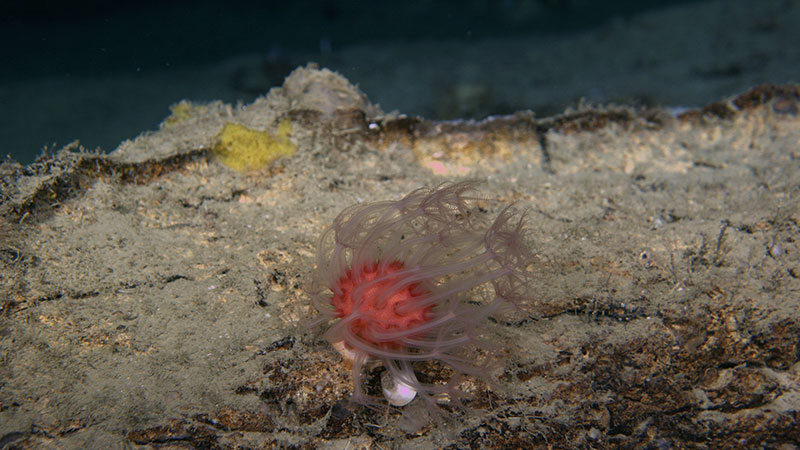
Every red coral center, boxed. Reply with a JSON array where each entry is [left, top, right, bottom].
[[332, 260, 432, 346]]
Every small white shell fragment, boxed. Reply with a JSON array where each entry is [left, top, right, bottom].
[[381, 371, 417, 406]]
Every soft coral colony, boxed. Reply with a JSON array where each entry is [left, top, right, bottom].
[[310, 180, 535, 413]]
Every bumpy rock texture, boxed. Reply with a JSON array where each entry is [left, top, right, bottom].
[[1, 66, 799, 449]]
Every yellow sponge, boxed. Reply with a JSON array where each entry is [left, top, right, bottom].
[[213, 120, 295, 172]]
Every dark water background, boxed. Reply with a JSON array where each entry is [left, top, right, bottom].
[[0, 0, 776, 164]]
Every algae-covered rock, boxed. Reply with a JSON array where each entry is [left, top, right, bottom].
[[1, 66, 799, 449]]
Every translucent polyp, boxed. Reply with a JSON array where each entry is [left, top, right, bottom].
[[310, 180, 534, 411]]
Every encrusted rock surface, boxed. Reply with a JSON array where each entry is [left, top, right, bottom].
[[1, 67, 798, 449]]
